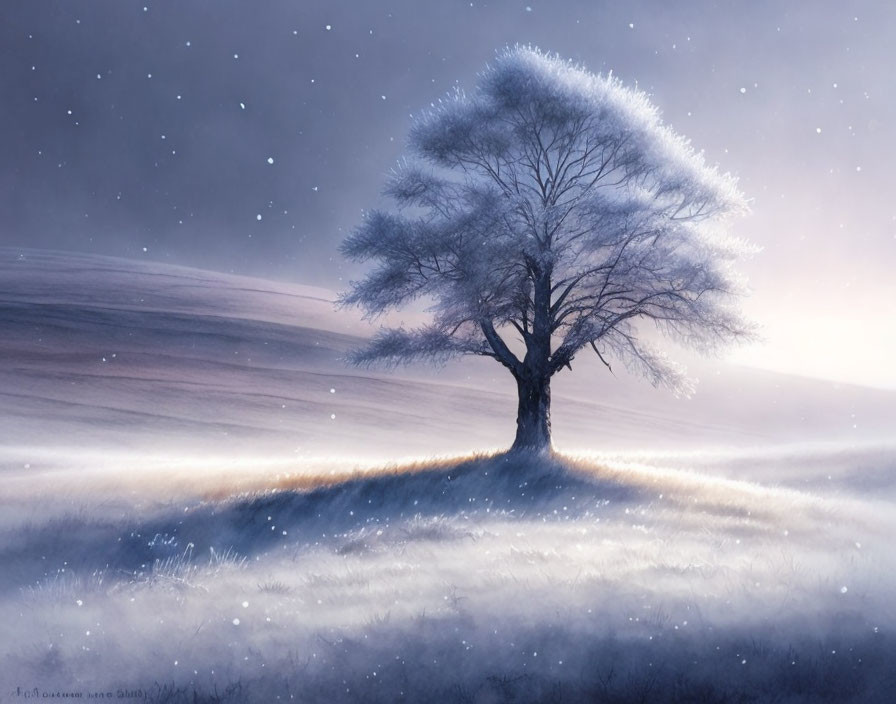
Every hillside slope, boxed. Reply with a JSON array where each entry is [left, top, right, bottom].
[[2, 247, 894, 468]]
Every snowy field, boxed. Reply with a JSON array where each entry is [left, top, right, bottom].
[[2, 249, 896, 702]]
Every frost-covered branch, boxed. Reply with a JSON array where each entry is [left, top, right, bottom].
[[341, 45, 753, 404]]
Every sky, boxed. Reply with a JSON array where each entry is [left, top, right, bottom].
[[2, 0, 894, 389]]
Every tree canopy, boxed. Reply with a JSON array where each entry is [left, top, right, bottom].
[[341, 46, 753, 448]]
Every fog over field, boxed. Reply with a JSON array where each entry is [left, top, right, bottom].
[[1, 249, 895, 702]]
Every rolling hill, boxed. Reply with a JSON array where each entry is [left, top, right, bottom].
[[1, 247, 893, 471]]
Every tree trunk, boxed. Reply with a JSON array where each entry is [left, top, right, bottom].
[[509, 263, 554, 453], [511, 373, 552, 453]]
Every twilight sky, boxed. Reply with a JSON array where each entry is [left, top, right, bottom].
[[2, 1, 894, 388]]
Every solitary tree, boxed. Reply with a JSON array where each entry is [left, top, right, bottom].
[[341, 46, 753, 452]]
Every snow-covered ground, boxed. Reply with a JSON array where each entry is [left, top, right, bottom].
[[2, 450, 895, 702], [1, 248, 895, 702]]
